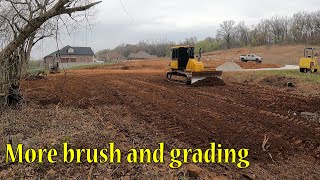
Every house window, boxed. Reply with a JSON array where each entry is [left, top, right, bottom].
[[68, 48, 74, 53]]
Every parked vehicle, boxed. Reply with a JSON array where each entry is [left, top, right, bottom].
[[299, 47, 319, 73], [239, 54, 263, 63], [94, 60, 104, 64]]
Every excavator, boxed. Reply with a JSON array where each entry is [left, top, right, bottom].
[[167, 46, 222, 84]]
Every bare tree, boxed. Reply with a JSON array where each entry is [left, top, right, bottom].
[[0, 0, 101, 109], [234, 21, 250, 47], [266, 16, 290, 44], [183, 37, 198, 46], [308, 10, 320, 44], [290, 12, 309, 43], [253, 20, 272, 46], [217, 20, 236, 49]]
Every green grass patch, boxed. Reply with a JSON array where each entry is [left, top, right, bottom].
[[224, 70, 320, 83], [27, 67, 47, 75], [27, 60, 44, 74], [255, 70, 320, 83], [67, 63, 115, 70], [26, 62, 116, 75]]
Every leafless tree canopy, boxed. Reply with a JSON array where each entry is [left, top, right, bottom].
[[97, 10, 320, 59], [217, 20, 236, 49], [216, 11, 320, 49]]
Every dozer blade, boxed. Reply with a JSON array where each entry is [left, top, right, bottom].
[[191, 71, 222, 84]]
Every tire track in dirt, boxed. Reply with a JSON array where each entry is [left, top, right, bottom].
[[22, 73, 320, 163], [195, 88, 320, 134], [182, 84, 320, 160], [105, 78, 225, 146], [193, 83, 320, 131], [149, 76, 320, 156], [91, 75, 318, 161], [214, 82, 320, 114], [106, 75, 320, 161]]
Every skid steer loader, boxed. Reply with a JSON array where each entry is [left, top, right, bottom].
[[167, 46, 222, 85], [299, 47, 319, 73]]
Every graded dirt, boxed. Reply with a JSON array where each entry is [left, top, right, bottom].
[[2, 59, 319, 179]]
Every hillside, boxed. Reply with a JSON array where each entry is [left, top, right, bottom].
[[203, 45, 320, 65]]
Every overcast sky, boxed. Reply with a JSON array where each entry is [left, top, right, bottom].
[[31, 0, 320, 59]]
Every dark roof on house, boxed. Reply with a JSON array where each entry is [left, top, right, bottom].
[[44, 45, 94, 58]]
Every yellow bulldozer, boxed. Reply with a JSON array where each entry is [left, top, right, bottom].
[[299, 47, 319, 73], [167, 46, 222, 84]]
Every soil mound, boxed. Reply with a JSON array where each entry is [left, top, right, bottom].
[[191, 77, 225, 87], [216, 62, 243, 71], [260, 75, 296, 87]]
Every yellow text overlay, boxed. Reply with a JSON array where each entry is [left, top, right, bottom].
[[6, 142, 250, 169]]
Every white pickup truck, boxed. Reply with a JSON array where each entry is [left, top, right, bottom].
[[239, 54, 263, 63]]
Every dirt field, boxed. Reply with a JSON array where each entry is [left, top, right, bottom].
[[203, 44, 320, 65], [1, 59, 320, 179]]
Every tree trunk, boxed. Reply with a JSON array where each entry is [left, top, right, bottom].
[[21, 34, 35, 78], [0, 60, 9, 110], [0, 49, 22, 110]]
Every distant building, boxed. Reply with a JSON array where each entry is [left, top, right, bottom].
[[43, 45, 95, 68], [97, 51, 126, 62], [127, 51, 157, 60]]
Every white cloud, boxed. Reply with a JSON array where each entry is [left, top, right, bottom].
[[31, 0, 320, 59]]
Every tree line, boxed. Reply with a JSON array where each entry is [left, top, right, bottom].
[[98, 10, 320, 57]]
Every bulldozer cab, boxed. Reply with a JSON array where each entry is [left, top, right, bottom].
[[304, 48, 315, 58], [167, 45, 222, 84], [171, 46, 195, 70]]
